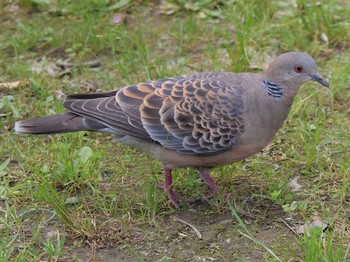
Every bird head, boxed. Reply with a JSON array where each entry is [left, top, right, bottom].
[[265, 52, 329, 88]]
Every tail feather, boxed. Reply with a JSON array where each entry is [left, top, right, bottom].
[[66, 90, 118, 100], [14, 113, 88, 134]]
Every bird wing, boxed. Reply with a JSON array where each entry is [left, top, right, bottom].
[[63, 91, 151, 139], [64, 73, 245, 155]]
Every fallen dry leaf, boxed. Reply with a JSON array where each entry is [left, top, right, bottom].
[[295, 215, 328, 236], [158, 1, 180, 15], [288, 175, 302, 192], [320, 32, 329, 43], [0, 80, 28, 91], [54, 90, 65, 100]]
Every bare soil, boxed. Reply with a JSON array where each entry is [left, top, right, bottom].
[[61, 200, 301, 262]]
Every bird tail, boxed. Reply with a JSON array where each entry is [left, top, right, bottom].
[[14, 113, 88, 134]]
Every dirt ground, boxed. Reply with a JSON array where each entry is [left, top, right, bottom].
[[61, 200, 301, 262]]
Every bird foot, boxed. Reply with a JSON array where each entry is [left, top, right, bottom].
[[160, 167, 222, 208], [198, 192, 229, 202], [157, 183, 195, 208]]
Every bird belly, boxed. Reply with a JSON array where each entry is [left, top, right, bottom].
[[154, 143, 267, 168], [118, 133, 274, 168]]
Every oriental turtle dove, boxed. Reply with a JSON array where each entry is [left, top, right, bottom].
[[15, 52, 329, 208]]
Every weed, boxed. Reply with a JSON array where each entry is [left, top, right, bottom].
[[301, 228, 350, 262]]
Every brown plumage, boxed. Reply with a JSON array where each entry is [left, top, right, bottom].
[[15, 52, 329, 208]]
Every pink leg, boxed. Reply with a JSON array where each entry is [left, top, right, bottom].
[[157, 167, 220, 207], [157, 168, 181, 208], [198, 167, 219, 200]]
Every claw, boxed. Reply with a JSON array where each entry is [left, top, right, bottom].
[[159, 167, 221, 208]]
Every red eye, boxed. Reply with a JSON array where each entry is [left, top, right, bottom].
[[295, 65, 303, 73]]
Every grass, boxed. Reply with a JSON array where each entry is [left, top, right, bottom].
[[1, 0, 350, 261]]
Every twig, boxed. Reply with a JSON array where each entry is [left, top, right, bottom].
[[281, 218, 297, 235], [37, 46, 62, 61], [87, 240, 97, 262], [58, 69, 72, 78], [18, 208, 57, 223], [173, 217, 202, 239], [239, 230, 282, 262], [56, 59, 101, 69], [235, 209, 260, 219]]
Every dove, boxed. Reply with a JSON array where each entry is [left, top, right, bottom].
[[15, 52, 329, 208]]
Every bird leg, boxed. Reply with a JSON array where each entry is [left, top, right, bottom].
[[198, 167, 219, 200], [157, 168, 183, 208], [157, 167, 220, 208]]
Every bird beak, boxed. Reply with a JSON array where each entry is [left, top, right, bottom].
[[310, 74, 329, 87]]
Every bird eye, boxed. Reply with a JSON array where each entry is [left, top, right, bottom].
[[295, 65, 303, 73]]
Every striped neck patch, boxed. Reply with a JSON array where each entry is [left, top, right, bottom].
[[262, 80, 283, 99]]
